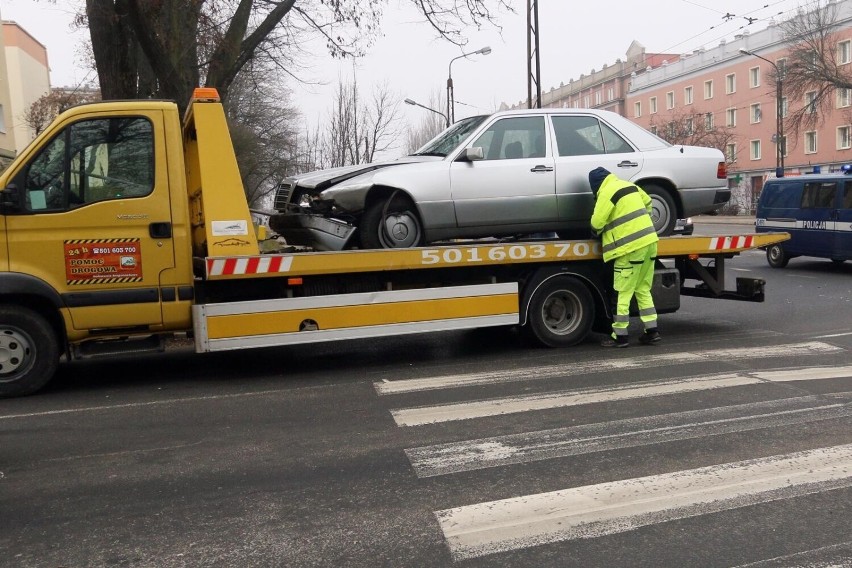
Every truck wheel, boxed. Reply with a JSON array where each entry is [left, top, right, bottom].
[[360, 193, 424, 249], [766, 244, 789, 268], [643, 184, 676, 236], [524, 276, 595, 347], [0, 306, 59, 397]]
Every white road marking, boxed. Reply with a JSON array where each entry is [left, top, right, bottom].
[[406, 395, 852, 477], [815, 331, 852, 339], [733, 542, 852, 567], [435, 444, 852, 561], [392, 365, 852, 426], [375, 342, 843, 395]]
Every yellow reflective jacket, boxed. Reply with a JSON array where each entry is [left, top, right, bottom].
[[590, 174, 659, 262]]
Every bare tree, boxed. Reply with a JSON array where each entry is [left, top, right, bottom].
[[71, 0, 512, 114], [22, 89, 101, 136], [225, 66, 301, 208], [779, 0, 852, 139], [324, 75, 402, 167], [649, 107, 738, 156]]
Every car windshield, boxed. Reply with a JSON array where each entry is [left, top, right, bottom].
[[412, 115, 488, 157]]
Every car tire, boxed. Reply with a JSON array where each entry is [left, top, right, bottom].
[[766, 244, 790, 268], [523, 276, 595, 347], [643, 184, 677, 236], [0, 305, 59, 397], [360, 193, 424, 249]]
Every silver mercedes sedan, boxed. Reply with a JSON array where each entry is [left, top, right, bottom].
[[270, 108, 729, 250]]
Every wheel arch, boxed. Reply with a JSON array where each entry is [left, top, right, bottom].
[[636, 177, 682, 218], [519, 264, 611, 331], [0, 273, 68, 350], [363, 185, 422, 216]]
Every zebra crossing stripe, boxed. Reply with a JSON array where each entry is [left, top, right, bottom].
[[435, 444, 852, 561], [391, 365, 852, 426], [732, 541, 852, 567], [406, 395, 852, 477], [375, 342, 844, 395]]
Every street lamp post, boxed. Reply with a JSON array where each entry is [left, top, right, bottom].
[[740, 48, 785, 178], [404, 98, 449, 128], [447, 46, 492, 125]]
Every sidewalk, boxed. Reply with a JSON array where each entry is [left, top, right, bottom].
[[693, 214, 755, 226]]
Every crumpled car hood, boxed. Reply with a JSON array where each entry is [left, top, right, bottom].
[[290, 155, 442, 191]]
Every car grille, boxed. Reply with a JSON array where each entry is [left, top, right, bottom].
[[274, 182, 294, 211]]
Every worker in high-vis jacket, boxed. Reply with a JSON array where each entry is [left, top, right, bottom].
[[588, 167, 661, 348]]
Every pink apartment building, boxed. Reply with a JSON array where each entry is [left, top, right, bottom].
[[627, 1, 852, 211]]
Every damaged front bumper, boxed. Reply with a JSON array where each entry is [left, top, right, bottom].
[[269, 212, 356, 251]]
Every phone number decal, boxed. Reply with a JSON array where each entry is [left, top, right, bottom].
[[420, 242, 602, 265], [64, 238, 143, 284]]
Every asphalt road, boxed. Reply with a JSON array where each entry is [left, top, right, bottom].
[[2, 223, 851, 567]]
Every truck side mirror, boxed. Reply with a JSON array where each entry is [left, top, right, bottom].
[[0, 183, 21, 212]]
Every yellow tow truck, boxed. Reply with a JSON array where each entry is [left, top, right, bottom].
[[0, 89, 788, 396]]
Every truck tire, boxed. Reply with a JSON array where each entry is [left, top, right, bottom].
[[0, 305, 59, 397], [766, 244, 789, 268], [524, 276, 595, 347], [360, 193, 424, 249], [643, 184, 677, 236]]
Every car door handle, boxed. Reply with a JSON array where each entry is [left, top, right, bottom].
[[617, 160, 639, 167], [530, 165, 554, 173]]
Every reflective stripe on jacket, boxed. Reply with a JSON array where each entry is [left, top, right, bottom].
[[590, 174, 659, 262]]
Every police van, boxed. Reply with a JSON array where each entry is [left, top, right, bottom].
[[755, 168, 852, 267]]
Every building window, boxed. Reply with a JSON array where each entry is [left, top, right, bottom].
[[685, 117, 694, 135], [750, 139, 761, 160], [748, 66, 760, 88], [684, 86, 694, 105], [838, 126, 851, 149], [595, 91, 602, 105], [805, 131, 817, 154], [726, 142, 737, 163], [667, 122, 677, 138], [584, 96, 590, 107], [780, 96, 789, 118], [805, 91, 818, 114], [607, 88, 614, 101], [634, 101, 642, 117], [650, 96, 658, 114], [751, 103, 762, 124], [838, 88, 851, 108], [650, 125, 658, 136], [726, 107, 737, 127], [666, 91, 675, 109], [839, 40, 852, 64], [704, 112, 714, 130], [704, 80, 714, 99], [726, 73, 736, 94]]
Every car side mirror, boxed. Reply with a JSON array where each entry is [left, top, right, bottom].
[[0, 183, 21, 212], [459, 146, 484, 162]]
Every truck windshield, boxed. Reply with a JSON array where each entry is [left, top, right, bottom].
[[411, 115, 488, 157]]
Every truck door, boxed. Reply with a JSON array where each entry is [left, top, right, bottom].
[[837, 181, 852, 258], [4, 111, 175, 331], [798, 181, 837, 257]]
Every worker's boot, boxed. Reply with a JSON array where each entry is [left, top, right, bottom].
[[639, 328, 662, 345], [601, 335, 629, 348]]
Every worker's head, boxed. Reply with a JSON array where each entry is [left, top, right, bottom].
[[588, 167, 611, 196]]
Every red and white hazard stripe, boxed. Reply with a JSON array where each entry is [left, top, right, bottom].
[[206, 255, 294, 277], [708, 235, 754, 250]]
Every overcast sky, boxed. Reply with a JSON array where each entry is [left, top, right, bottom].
[[2, 0, 806, 154]]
